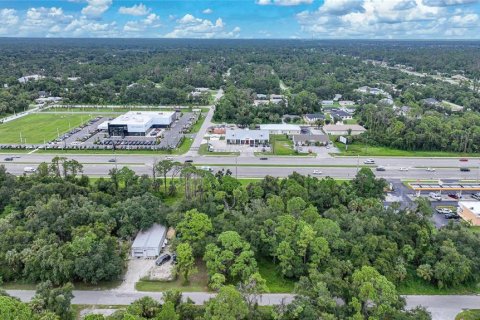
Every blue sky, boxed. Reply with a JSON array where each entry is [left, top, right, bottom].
[[0, 0, 479, 38]]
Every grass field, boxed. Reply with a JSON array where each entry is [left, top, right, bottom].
[[136, 258, 209, 292], [456, 309, 480, 320], [257, 135, 314, 157], [0, 113, 96, 144], [43, 106, 194, 113], [258, 259, 295, 293], [397, 276, 480, 295], [334, 141, 480, 157]]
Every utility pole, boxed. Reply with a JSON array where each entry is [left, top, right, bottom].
[[235, 153, 238, 179]]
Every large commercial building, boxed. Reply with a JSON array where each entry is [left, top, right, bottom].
[[323, 124, 366, 136], [131, 223, 167, 259], [458, 202, 480, 226], [108, 111, 175, 136], [259, 124, 301, 135], [226, 129, 269, 146]]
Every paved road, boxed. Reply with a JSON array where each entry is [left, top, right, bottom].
[[6, 290, 480, 319]]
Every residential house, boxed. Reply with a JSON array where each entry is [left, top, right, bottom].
[[304, 113, 325, 124], [339, 100, 355, 107], [322, 100, 334, 106], [131, 224, 167, 259], [423, 98, 440, 106], [329, 109, 353, 120]]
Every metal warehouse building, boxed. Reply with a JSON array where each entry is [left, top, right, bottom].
[[108, 111, 176, 136], [131, 223, 167, 259]]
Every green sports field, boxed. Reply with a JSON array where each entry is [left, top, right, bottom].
[[0, 113, 96, 144]]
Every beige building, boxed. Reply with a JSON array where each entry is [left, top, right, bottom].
[[457, 202, 480, 226], [323, 124, 366, 136]]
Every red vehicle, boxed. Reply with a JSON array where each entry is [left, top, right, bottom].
[[459, 158, 468, 162]]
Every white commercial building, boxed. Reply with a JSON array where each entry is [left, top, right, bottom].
[[108, 111, 175, 136], [260, 124, 301, 135], [226, 129, 269, 145], [131, 223, 167, 259]]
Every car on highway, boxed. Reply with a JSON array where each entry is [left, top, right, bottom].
[[426, 167, 435, 172], [259, 157, 268, 160], [445, 213, 460, 220], [429, 192, 442, 201], [108, 158, 116, 162], [436, 207, 453, 214], [165, 156, 174, 161], [375, 166, 386, 171], [312, 169, 322, 175], [4, 157, 13, 161], [459, 158, 468, 162], [184, 159, 194, 163], [399, 167, 409, 171], [155, 254, 171, 266], [23, 167, 36, 173], [364, 159, 375, 164], [460, 167, 470, 172], [199, 166, 213, 172]]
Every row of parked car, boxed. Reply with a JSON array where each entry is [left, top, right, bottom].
[[100, 140, 158, 146]]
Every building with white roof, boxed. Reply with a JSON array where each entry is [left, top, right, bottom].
[[131, 223, 167, 258], [458, 201, 480, 226], [260, 124, 301, 135], [108, 111, 175, 136], [323, 124, 366, 136], [226, 129, 269, 146]]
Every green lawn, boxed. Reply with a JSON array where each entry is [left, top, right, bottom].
[[257, 135, 314, 157], [334, 141, 480, 157], [0, 113, 97, 144], [198, 143, 239, 156], [43, 106, 193, 113], [343, 119, 358, 125], [456, 309, 480, 320], [190, 114, 206, 133], [397, 277, 480, 295], [258, 259, 295, 293], [136, 258, 209, 292], [1, 279, 121, 291]]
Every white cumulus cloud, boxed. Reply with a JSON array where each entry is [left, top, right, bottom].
[[124, 13, 161, 33], [0, 9, 19, 34], [257, 0, 313, 5], [81, 0, 112, 18], [119, 3, 150, 16], [165, 14, 240, 38], [203, 8, 213, 14]]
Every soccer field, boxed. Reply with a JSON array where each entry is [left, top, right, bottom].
[[0, 113, 95, 144]]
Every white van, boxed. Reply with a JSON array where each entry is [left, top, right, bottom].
[[23, 166, 36, 173]]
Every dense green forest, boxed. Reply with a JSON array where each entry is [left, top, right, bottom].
[[1, 159, 480, 319]]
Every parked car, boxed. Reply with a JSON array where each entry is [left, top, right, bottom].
[[447, 193, 461, 200], [184, 159, 194, 163], [445, 213, 460, 220], [155, 254, 171, 266], [399, 167, 409, 171], [375, 166, 386, 171], [426, 167, 435, 172], [364, 159, 375, 164], [199, 166, 213, 172], [4, 157, 13, 161], [312, 169, 322, 175], [429, 192, 442, 201], [436, 207, 453, 214], [460, 167, 471, 172]]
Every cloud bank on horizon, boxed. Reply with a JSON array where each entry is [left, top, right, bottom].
[[0, 0, 479, 39]]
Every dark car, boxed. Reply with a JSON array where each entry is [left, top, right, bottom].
[[460, 167, 470, 172], [459, 158, 468, 162], [259, 157, 268, 160], [108, 158, 116, 163], [375, 166, 386, 171], [4, 157, 13, 161], [155, 254, 171, 266], [184, 159, 194, 163], [445, 213, 460, 220], [172, 253, 177, 264]]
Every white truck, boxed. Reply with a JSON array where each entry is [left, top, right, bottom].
[[23, 166, 36, 173]]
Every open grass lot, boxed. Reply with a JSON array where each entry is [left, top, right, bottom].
[[43, 106, 197, 113], [456, 309, 480, 320], [190, 114, 206, 133], [0, 279, 121, 291], [258, 135, 314, 157], [135, 258, 209, 292], [0, 113, 96, 144], [334, 141, 480, 157], [397, 276, 480, 295], [73, 305, 125, 320], [258, 259, 295, 293]]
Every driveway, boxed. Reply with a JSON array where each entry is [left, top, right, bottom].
[[114, 259, 155, 293]]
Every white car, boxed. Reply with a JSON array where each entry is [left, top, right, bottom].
[[364, 159, 375, 164], [23, 166, 36, 173], [399, 167, 409, 171], [165, 156, 174, 161], [436, 207, 453, 214], [312, 169, 322, 175], [199, 166, 213, 172], [429, 192, 442, 201], [426, 167, 436, 172]]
